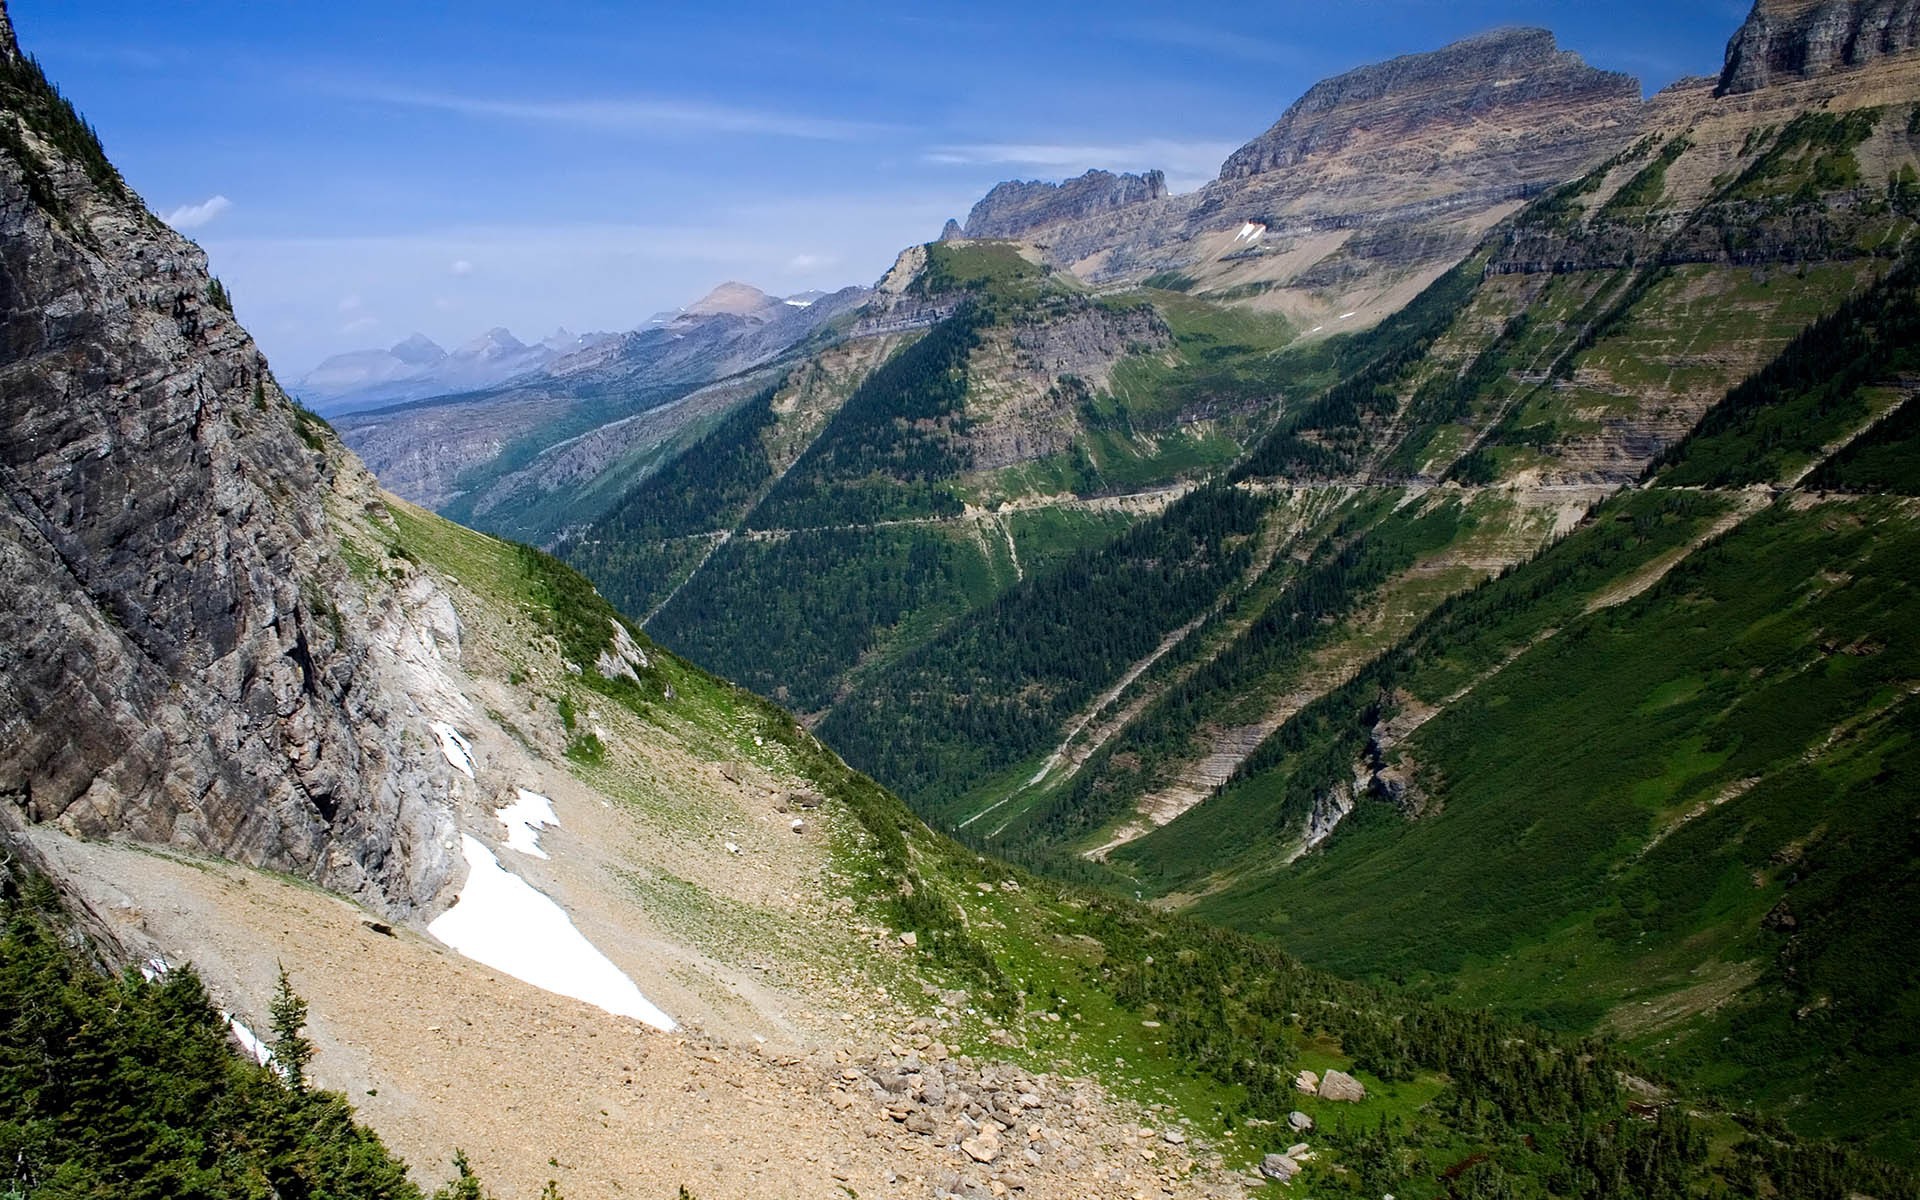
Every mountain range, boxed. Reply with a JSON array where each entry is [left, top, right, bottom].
[[296, 281, 836, 417], [4, 0, 1920, 1197]]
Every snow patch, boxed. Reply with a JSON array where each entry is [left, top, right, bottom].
[[430, 721, 476, 779], [429, 835, 675, 1031], [496, 788, 559, 859], [1233, 221, 1267, 243], [1338, 311, 1357, 320], [223, 1011, 273, 1067]]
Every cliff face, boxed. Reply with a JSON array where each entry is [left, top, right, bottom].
[[1719, 0, 1920, 93], [1220, 28, 1639, 182], [962, 169, 1168, 239], [0, 5, 454, 915]]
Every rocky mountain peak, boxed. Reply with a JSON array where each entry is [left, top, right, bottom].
[[457, 326, 528, 358], [683, 280, 780, 319], [1219, 27, 1638, 180], [962, 168, 1168, 240], [1717, 0, 1920, 94], [389, 332, 447, 364]]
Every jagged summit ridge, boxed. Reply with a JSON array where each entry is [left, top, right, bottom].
[[962, 168, 1168, 239], [1718, 0, 1920, 93], [1219, 28, 1638, 180]]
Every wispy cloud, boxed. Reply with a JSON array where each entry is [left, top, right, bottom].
[[162, 194, 232, 230], [1111, 20, 1310, 66], [924, 139, 1238, 190], [350, 86, 892, 142]]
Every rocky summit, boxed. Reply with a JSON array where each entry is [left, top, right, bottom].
[[960, 168, 1168, 240], [1719, 0, 1920, 93]]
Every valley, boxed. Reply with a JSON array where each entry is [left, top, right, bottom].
[[3, 1, 1920, 1198]]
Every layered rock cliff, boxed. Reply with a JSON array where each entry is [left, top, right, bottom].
[[1719, 0, 1920, 93], [1219, 29, 1638, 183], [961, 168, 1168, 239], [0, 3, 455, 915]]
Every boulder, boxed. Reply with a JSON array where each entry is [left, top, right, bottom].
[[1288, 1110, 1313, 1132], [1293, 1069, 1320, 1094], [1318, 1069, 1366, 1102], [1259, 1153, 1300, 1182]]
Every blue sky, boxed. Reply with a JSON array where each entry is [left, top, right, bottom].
[[15, 1, 1751, 374]]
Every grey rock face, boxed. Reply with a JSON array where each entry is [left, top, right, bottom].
[[1220, 28, 1636, 180], [1719, 0, 1920, 94], [962, 169, 1168, 240], [0, 7, 452, 916]]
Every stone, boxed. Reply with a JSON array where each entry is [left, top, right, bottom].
[[1318, 1069, 1367, 1103], [1294, 1069, 1320, 1094], [1259, 1153, 1300, 1182], [961, 1128, 1002, 1163], [900, 930, 918, 948], [1289, 1110, 1314, 1132]]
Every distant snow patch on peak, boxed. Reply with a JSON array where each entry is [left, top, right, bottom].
[[497, 788, 559, 859], [430, 721, 476, 779], [429, 836, 676, 1031]]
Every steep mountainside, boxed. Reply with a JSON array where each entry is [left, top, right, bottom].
[[0, 23, 454, 917], [562, 240, 1308, 716]]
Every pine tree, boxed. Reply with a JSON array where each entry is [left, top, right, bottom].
[[268, 964, 313, 1090]]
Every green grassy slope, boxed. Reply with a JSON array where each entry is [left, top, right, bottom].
[[387, 501, 1920, 1198]]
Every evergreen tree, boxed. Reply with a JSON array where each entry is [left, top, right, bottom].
[[268, 963, 314, 1090]]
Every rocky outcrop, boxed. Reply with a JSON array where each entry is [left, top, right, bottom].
[[1718, 0, 1920, 94], [1317, 1069, 1367, 1102], [0, 3, 454, 916], [962, 169, 1168, 240], [964, 300, 1173, 470]]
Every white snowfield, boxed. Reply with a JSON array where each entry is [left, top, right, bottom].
[[429, 835, 676, 1032], [496, 788, 560, 858], [223, 1012, 273, 1067], [429, 721, 476, 779]]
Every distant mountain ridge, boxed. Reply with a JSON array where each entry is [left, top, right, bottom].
[[935, 27, 1642, 331], [296, 325, 615, 416], [298, 281, 826, 417]]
